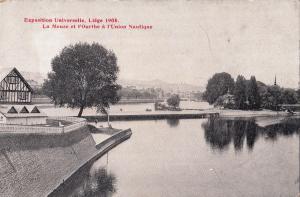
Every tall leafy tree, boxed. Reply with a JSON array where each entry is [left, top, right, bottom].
[[43, 42, 121, 117], [234, 75, 247, 109], [266, 85, 282, 110], [296, 89, 300, 103], [281, 88, 297, 104], [204, 72, 235, 104], [247, 76, 261, 109], [257, 81, 270, 109]]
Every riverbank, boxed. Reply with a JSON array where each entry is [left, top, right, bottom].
[[118, 98, 164, 104], [0, 125, 97, 197], [82, 109, 297, 122], [0, 122, 131, 197], [35, 101, 297, 120], [48, 128, 132, 197], [84, 111, 219, 121], [217, 109, 296, 118]]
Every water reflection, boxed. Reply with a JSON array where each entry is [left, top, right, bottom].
[[166, 118, 180, 127], [49, 165, 116, 197], [202, 117, 300, 151], [73, 168, 116, 197], [50, 118, 298, 196]]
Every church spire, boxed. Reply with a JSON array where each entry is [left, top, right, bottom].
[[274, 75, 277, 86]]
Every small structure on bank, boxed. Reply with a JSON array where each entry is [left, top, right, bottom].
[[214, 92, 235, 109], [0, 105, 47, 125], [154, 101, 182, 111], [0, 67, 33, 104]]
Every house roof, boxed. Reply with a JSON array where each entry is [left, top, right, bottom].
[[0, 67, 33, 92], [0, 105, 47, 118]]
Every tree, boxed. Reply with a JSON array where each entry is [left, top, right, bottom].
[[167, 94, 180, 108], [234, 75, 247, 109], [97, 105, 111, 128], [214, 93, 235, 109], [281, 88, 297, 104], [43, 42, 121, 117], [266, 85, 282, 110], [203, 72, 235, 104], [247, 76, 261, 109], [257, 81, 270, 109], [296, 89, 300, 103]]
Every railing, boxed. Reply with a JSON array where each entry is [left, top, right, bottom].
[[96, 128, 132, 149], [0, 124, 63, 133], [0, 117, 87, 134], [49, 116, 86, 123]]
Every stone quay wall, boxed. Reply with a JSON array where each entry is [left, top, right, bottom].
[[0, 126, 98, 197]]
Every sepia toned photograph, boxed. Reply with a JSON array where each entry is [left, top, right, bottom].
[[0, 0, 299, 196]]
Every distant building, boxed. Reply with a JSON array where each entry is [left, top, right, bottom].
[[0, 105, 47, 125], [214, 92, 235, 109], [0, 67, 33, 104]]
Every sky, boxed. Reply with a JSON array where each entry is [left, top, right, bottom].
[[0, 0, 299, 88]]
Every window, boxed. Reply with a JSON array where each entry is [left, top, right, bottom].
[[6, 76, 20, 84], [18, 92, 27, 100], [0, 92, 7, 100]]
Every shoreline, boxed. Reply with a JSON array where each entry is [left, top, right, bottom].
[[48, 128, 132, 197], [117, 99, 164, 104], [217, 109, 298, 118], [83, 112, 219, 121], [82, 109, 298, 122]]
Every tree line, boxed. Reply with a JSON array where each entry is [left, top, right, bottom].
[[203, 72, 298, 110], [202, 117, 300, 151], [118, 87, 164, 100]]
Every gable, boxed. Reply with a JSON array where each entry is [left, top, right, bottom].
[[0, 68, 33, 92]]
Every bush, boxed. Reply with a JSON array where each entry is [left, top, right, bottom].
[[214, 94, 235, 109], [167, 94, 180, 108]]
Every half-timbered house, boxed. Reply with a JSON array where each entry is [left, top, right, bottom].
[[0, 67, 33, 104]]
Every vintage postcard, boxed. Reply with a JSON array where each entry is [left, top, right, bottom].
[[0, 0, 299, 196]]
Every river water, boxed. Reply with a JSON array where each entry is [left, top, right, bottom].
[[53, 117, 299, 197], [41, 101, 212, 116]]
